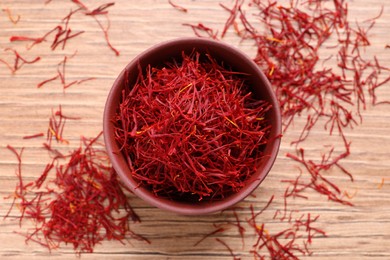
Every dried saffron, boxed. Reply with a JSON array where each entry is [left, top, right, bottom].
[[184, 0, 389, 207], [71, 1, 120, 56], [2, 8, 20, 24], [0, 48, 40, 74], [114, 51, 272, 201], [193, 227, 226, 247], [9, 2, 118, 55], [215, 238, 240, 260], [9, 9, 83, 51], [37, 53, 95, 90], [5, 133, 149, 253], [23, 133, 45, 139], [4, 145, 25, 223], [85, 2, 115, 16], [194, 197, 326, 258], [182, 23, 218, 39], [45, 105, 74, 146], [179, 2, 389, 257], [168, 0, 188, 13]]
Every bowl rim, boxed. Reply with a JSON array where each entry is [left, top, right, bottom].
[[103, 37, 282, 215]]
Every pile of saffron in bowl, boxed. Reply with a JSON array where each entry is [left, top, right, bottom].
[[114, 51, 272, 201]]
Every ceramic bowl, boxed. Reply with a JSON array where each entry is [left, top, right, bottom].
[[103, 38, 281, 215]]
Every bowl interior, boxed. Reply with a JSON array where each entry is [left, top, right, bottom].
[[103, 38, 281, 215]]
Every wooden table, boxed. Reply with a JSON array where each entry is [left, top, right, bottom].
[[0, 0, 389, 259]]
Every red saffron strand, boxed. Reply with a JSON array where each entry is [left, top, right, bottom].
[[229, 208, 246, 248], [215, 238, 240, 260], [114, 51, 272, 201], [4, 145, 26, 226], [193, 227, 225, 246], [71, 1, 120, 56], [45, 105, 79, 146], [85, 2, 115, 15], [219, 0, 244, 38], [9, 8, 83, 51], [183, 23, 219, 39], [247, 195, 274, 225], [37, 75, 60, 88], [207, 0, 389, 205], [6, 145, 25, 195], [0, 48, 40, 74], [5, 133, 149, 253], [23, 133, 45, 139], [181, 0, 389, 258], [168, 0, 188, 13], [37, 53, 95, 90]]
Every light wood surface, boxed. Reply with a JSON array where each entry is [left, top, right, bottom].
[[0, 0, 389, 259]]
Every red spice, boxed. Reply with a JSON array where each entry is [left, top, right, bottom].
[[5, 133, 149, 253], [168, 0, 188, 13], [215, 238, 240, 260], [35, 162, 54, 189], [286, 148, 353, 206], [183, 0, 389, 207], [8, 3, 118, 55], [71, 1, 120, 56], [23, 133, 45, 139], [37, 53, 95, 90], [247, 195, 274, 225], [0, 48, 40, 74], [45, 105, 73, 146], [42, 142, 66, 159], [85, 2, 115, 15], [193, 227, 226, 246], [37, 75, 60, 88], [195, 197, 326, 259], [43, 105, 81, 149], [10, 9, 83, 51], [232, 208, 246, 247], [182, 3, 387, 254], [5, 145, 25, 223], [9, 36, 45, 43], [219, 0, 243, 38], [182, 23, 218, 39], [114, 51, 272, 201]]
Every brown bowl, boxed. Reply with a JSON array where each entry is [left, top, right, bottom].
[[103, 38, 281, 215]]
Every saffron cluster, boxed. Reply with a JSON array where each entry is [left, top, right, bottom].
[[114, 52, 272, 201]]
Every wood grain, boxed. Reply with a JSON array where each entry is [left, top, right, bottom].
[[0, 0, 389, 259]]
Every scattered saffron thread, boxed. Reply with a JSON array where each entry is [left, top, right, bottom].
[[45, 105, 76, 146], [23, 133, 45, 139], [2, 8, 21, 24], [0, 48, 40, 74], [5, 133, 149, 253], [182, 23, 219, 39], [71, 1, 120, 55], [168, 0, 188, 13], [378, 178, 389, 189], [9, 8, 84, 50], [184, 0, 390, 206], [37, 52, 95, 90]]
